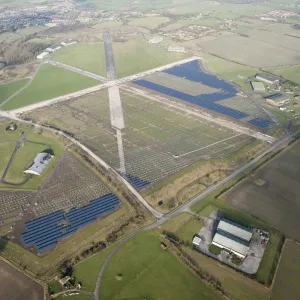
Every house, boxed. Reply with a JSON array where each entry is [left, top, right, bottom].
[[24, 152, 54, 176], [168, 46, 186, 53], [265, 93, 290, 107]]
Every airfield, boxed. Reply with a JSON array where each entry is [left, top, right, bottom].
[[1, 1, 300, 299]]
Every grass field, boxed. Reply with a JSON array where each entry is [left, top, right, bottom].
[[272, 241, 300, 300], [56, 294, 93, 300], [0, 79, 29, 104], [201, 52, 257, 86], [223, 141, 300, 241], [2, 64, 99, 110], [99, 231, 221, 300], [266, 66, 300, 84], [53, 43, 107, 76], [16, 25, 47, 35], [183, 248, 271, 300], [92, 21, 122, 29], [0, 142, 16, 178], [129, 16, 169, 29]]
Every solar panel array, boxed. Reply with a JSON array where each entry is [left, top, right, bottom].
[[133, 60, 271, 129], [126, 174, 151, 189], [21, 193, 120, 252]]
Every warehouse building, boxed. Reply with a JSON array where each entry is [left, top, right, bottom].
[[37, 51, 49, 60], [46, 45, 62, 53], [24, 152, 54, 176], [256, 73, 279, 85], [211, 218, 253, 258], [251, 81, 265, 92], [265, 93, 290, 107]]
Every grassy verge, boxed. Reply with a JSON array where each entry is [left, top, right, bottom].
[[2, 64, 99, 110]]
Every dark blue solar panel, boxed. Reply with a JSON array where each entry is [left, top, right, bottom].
[[248, 118, 270, 128], [126, 174, 151, 189], [21, 193, 120, 252]]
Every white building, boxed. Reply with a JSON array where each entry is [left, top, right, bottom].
[[46, 45, 62, 53], [37, 52, 49, 60], [61, 40, 78, 46], [250, 81, 265, 93], [24, 152, 54, 176], [192, 236, 202, 246], [168, 46, 186, 53], [256, 73, 279, 85], [211, 218, 253, 258]]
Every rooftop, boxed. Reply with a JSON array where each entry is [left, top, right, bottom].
[[212, 230, 249, 257], [256, 73, 279, 83], [251, 81, 265, 91], [265, 93, 290, 103], [217, 218, 252, 242], [24, 152, 54, 176]]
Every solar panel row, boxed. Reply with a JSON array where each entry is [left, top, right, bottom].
[[21, 193, 120, 252], [126, 174, 151, 189], [133, 60, 271, 129]]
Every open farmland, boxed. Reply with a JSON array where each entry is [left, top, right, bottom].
[[272, 241, 300, 300], [266, 66, 300, 84], [134, 60, 272, 129], [128, 16, 169, 29], [223, 141, 300, 240], [197, 34, 300, 68], [0, 259, 44, 300], [1, 64, 99, 110], [99, 231, 221, 300], [22, 87, 255, 190]]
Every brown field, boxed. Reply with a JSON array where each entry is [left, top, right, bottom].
[[0, 259, 44, 300], [272, 241, 300, 300], [223, 141, 300, 240]]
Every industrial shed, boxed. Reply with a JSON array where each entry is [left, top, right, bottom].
[[251, 81, 265, 92], [265, 93, 290, 107], [24, 152, 54, 176], [256, 73, 279, 85], [211, 218, 253, 258]]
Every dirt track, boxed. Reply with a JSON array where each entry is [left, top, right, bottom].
[[0, 259, 44, 300]]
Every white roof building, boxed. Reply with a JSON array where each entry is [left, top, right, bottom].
[[37, 52, 49, 60], [46, 45, 62, 53], [217, 219, 252, 242], [168, 46, 186, 53], [24, 152, 54, 176], [251, 81, 265, 92], [212, 231, 249, 258], [192, 236, 202, 246]]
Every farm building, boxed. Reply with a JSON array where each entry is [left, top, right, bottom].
[[256, 73, 279, 85], [211, 218, 253, 258], [192, 236, 202, 246], [251, 81, 265, 92], [46, 45, 62, 53], [148, 36, 163, 44], [24, 152, 54, 176], [37, 52, 49, 60], [61, 40, 78, 46], [265, 93, 290, 106]]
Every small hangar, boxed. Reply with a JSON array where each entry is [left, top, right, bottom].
[[24, 152, 54, 176], [211, 218, 253, 258]]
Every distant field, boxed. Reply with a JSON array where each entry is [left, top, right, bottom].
[[99, 231, 221, 300], [0, 79, 29, 104], [53, 43, 107, 76], [266, 66, 300, 84], [176, 18, 221, 27], [198, 34, 300, 68], [2, 64, 99, 110], [223, 141, 300, 240], [262, 23, 300, 37], [0, 260, 44, 300], [92, 21, 123, 29], [113, 37, 189, 78], [16, 25, 47, 35], [272, 241, 300, 300], [129, 16, 169, 29]]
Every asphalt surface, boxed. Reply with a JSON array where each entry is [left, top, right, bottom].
[[103, 31, 116, 80]]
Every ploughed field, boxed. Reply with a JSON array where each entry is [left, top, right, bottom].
[[0, 259, 44, 300], [22, 88, 255, 189], [223, 141, 300, 240]]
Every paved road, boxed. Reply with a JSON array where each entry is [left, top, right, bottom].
[[0, 63, 43, 108], [103, 31, 116, 80]]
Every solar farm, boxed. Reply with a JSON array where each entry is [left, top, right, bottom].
[[133, 60, 272, 129], [22, 86, 257, 190], [21, 194, 120, 253]]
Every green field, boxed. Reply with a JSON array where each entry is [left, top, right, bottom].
[[16, 25, 47, 35], [0, 79, 29, 104], [92, 21, 122, 29], [99, 231, 221, 300], [129, 16, 169, 29], [56, 295, 93, 300], [2, 64, 99, 110], [272, 241, 300, 300], [53, 43, 107, 76], [201, 53, 257, 86], [267, 66, 300, 84]]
